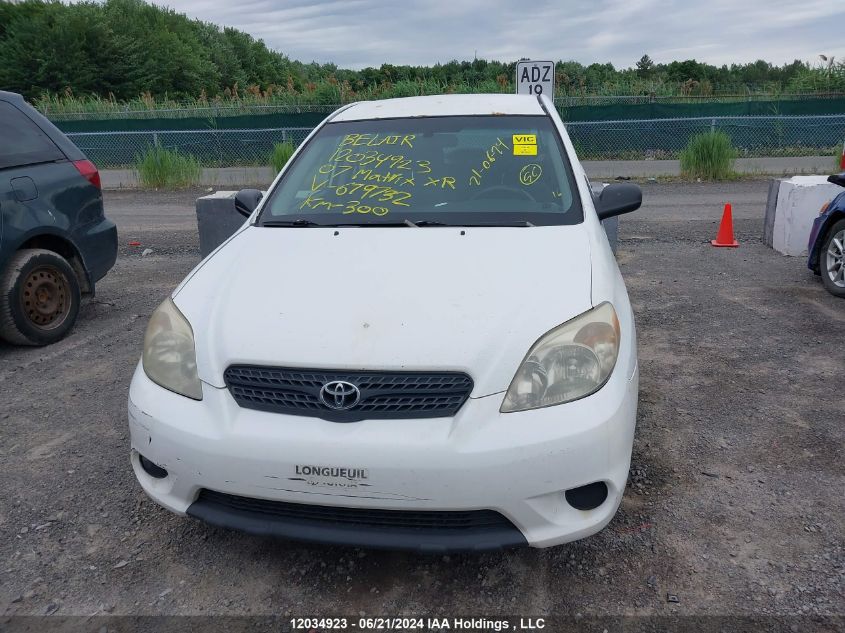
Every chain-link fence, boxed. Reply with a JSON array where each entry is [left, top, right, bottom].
[[66, 115, 845, 168], [566, 115, 845, 160], [65, 127, 314, 168]]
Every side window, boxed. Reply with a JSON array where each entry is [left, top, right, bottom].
[[0, 101, 65, 169]]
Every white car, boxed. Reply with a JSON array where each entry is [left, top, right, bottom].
[[128, 93, 641, 551]]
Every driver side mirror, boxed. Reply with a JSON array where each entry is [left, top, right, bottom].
[[595, 183, 642, 221], [234, 188, 263, 218], [827, 173, 845, 187]]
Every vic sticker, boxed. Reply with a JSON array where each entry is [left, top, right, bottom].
[[513, 134, 537, 156]]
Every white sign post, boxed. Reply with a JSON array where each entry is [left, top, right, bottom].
[[515, 60, 555, 96]]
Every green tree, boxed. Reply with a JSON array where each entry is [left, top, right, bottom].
[[666, 59, 708, 83], [636, 54, 654, 78], [0, 0, 836, 103]]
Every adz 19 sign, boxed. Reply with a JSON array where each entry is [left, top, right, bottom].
[[516, 60, 555, 96]]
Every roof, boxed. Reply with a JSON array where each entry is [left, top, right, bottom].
[[331, 94, 547, 122], [0, 90, 24, 102]]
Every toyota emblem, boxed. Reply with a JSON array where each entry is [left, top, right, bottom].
[[319, 380, 361, 410]]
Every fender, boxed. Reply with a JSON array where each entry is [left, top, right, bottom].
[[0, 226, 92, 292], [809, 205, 845, 273]]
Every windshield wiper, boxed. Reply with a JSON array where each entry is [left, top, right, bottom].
[[264, 219, 423, 228], [465, 220, 536, 227], [262, 219, 327, 227], [338, 220, 451, 227], [330, 221, 418, 228], [413, 220, 536, 227], [262, 218, 535, 228], [333, 220, 455, 228]]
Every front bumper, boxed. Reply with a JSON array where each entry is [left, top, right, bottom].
[[128, 361, 638, 550]]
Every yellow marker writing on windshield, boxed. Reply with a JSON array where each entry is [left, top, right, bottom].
[[519, 164, 542, 186]]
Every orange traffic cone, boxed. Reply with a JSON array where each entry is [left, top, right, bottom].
[[711, 203, 739, 247]]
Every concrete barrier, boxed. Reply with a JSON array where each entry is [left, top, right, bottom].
[[196, 191, 250, 258], [763, 176, 841, 256]]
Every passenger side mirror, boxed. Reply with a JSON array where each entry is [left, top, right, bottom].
[[594, 183, 642, 221], [234, 189, 263, 218], [827, 173, 845, 187]]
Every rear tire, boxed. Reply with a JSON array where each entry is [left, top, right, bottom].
[[819, 219, 845, 298], [0, 249, 81, 346]]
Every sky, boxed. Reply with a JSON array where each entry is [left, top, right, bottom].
[[162, 0, 845, 69]]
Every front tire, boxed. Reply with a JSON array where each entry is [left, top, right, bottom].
[[0, 249, 81, 346], [820, 219, 845, 298]]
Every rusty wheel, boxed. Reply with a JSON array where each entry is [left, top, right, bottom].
[[0, 249, 81, 346], [21, 266, 72, 329]]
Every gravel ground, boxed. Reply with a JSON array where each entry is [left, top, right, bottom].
[[0, 182, 842, 625]]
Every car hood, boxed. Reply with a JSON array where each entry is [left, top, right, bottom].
[[175, 225, 593, 397]]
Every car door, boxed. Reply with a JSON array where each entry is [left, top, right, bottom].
[[0, 99, 69, 273]]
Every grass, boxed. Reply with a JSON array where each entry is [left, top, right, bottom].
[[679, 131, 737, 180], [269, 142, 296, 173], [134, 146, 202, 188], [833, 145, 845, 172]]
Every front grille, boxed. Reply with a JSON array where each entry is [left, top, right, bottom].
[[196, 489, 513, 531], [224, 365, 473, 421]]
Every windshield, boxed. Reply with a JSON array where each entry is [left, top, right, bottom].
[[259, 115, 582, 226]]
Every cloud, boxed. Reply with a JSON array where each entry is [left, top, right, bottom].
[[158, 0, 845, 68]]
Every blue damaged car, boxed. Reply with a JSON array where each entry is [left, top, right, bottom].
[[808, 173, 845, 298]]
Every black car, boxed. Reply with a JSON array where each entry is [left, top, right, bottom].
[[0, 91, 117, 345]]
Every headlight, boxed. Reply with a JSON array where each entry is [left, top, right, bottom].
[[501, 302, 620, 413], [142, 297, 202, 400]]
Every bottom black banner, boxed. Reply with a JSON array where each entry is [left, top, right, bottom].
[[0, 616, 843, 633]]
